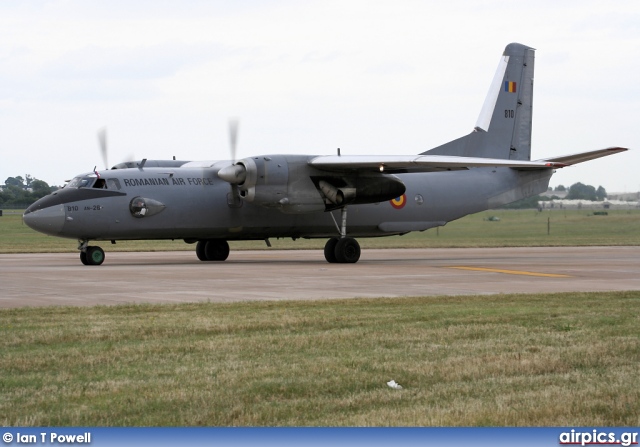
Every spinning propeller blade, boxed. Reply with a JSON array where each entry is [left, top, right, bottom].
[[228, 118, 239, 163], [223, 118, 243, 205], [97, 127, 108, 170]]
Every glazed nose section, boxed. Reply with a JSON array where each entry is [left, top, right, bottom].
[[23, 205, 66, 236]]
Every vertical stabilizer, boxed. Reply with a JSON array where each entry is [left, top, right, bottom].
[[422, 43, 535, 160]]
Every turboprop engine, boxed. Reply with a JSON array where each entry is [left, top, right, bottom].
[[217, 154, 405, 214]]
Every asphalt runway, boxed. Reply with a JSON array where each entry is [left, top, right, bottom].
[[1, 246, 639, 308]]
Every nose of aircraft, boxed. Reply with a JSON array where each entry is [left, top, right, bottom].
[[23, 205, 66, 236]]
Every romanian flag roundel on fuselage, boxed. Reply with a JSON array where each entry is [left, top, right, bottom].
[[390, 195, 406, 209]]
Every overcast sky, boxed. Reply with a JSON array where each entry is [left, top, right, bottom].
[[1, 0, 638, 192]]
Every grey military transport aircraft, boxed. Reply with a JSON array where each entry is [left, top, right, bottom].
[[24, 43, 627, 265]]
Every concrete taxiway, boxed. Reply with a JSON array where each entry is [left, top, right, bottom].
[[1, 246, 639, 308]]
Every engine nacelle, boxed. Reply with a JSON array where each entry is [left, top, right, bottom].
[[313, 174, 406, 209], [235, 155, 327, 214]]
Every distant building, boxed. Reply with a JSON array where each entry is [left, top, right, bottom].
[[607, 192, 640, 201], [538, 199, 639, 210]]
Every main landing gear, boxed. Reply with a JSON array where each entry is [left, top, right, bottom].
[[195, 239, 230, 261], [78, 240, 105, 266], [323, 206, 361, 264], [324, 236, 361, 263]]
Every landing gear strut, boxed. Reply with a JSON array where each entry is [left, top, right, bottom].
[[78, 240, 105, 266], [196, 239, 230, 261], [324, 206, 361, 264]]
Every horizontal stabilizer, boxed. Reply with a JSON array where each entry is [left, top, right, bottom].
[[536, 147, 628, 166]]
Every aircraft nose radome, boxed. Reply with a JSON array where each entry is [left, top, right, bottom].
[[23, 205, 66, 236]]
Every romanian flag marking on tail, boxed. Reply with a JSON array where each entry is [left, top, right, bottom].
[[505, 81, 517, 93]]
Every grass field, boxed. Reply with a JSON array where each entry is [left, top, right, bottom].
[[2, 208, 640, 253], [1, 292, 639, 426]]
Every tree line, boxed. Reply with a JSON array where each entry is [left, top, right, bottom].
[[1, 175, 58, 208]]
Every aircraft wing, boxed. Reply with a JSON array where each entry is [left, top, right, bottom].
[[309, 154, 565, 173], [535, 147, 628, 166], [310, 147, 628, 173]]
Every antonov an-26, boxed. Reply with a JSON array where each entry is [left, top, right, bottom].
[[23, 43, 627, 265]]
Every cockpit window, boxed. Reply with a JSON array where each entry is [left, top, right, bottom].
[[66, 176, 95, 189], [65, 176, 120, 190]]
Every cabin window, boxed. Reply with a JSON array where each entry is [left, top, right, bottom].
[[106, 179, 121, 190], [93, 179, 106, 189]]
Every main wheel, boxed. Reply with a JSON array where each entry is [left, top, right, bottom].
[[85, 246, 105, 266], [80, 251, 88, 265], [324, 238, 340, 263], [335, 237, 361, 264], [204, 239, 230, 261], [195, 240, 208, 261]]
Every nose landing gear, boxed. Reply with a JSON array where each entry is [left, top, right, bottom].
[[78, 240, 105, 266]]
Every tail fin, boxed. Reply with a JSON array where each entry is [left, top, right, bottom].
[[422, 43, 535, 160]]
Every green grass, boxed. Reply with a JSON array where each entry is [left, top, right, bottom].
[[2, 208, 640, 253], [1, 292, 639, 426]]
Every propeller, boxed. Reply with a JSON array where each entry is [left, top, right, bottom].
[[97, 127, 108, 170], [219, 119, 247, 183], [229, 118, 239, 163], [96, 127, 138, 170], [218, 118, 245, 206]]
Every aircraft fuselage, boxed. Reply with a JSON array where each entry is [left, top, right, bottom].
[[24, 158, 552, 243]]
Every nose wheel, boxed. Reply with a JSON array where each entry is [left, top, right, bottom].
[[78, 240, 105, 266]]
